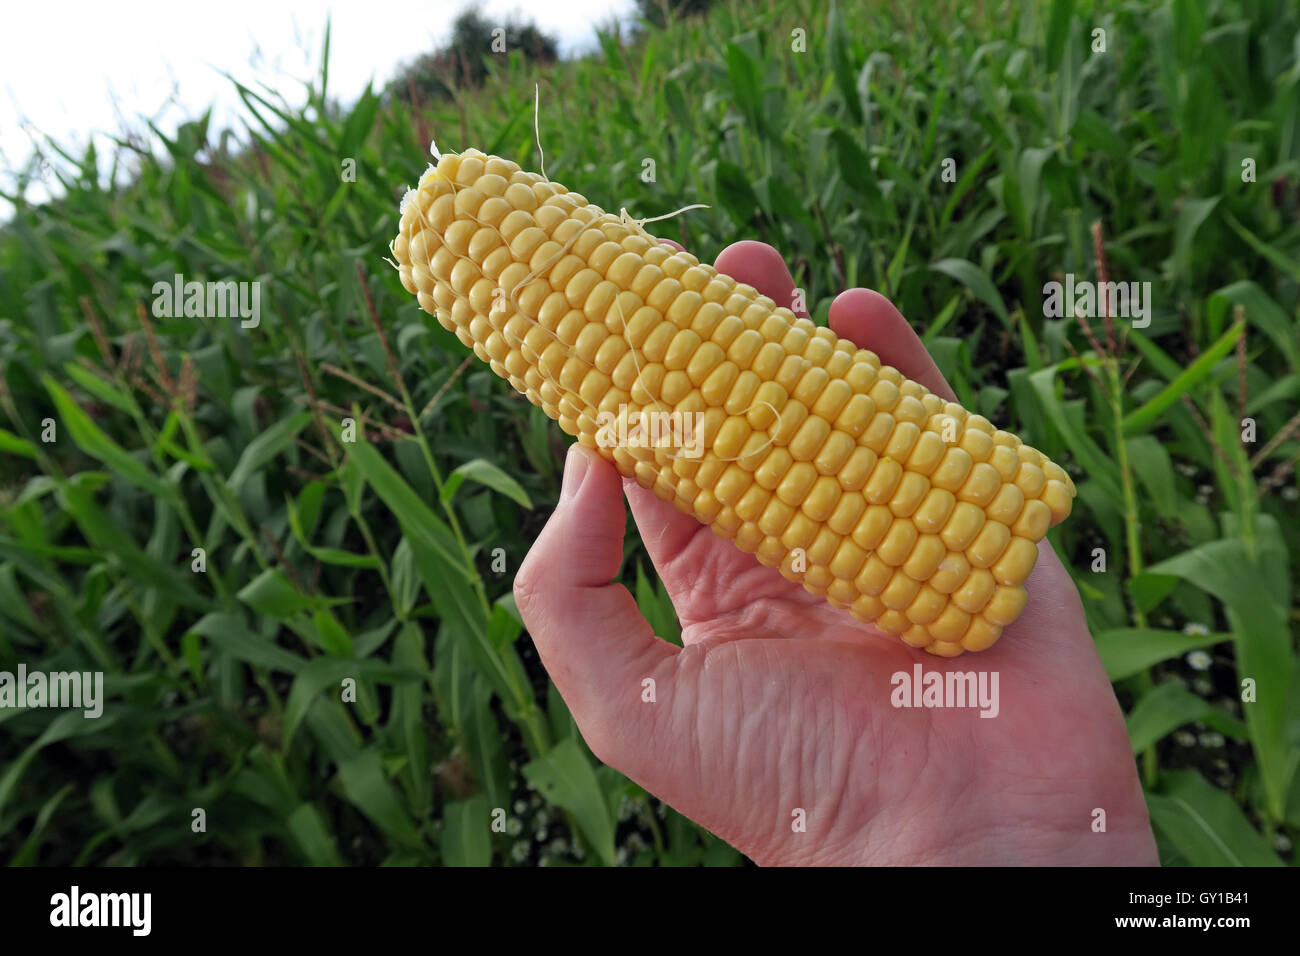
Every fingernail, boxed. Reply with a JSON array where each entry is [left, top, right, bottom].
[[560, 445, 591, 501]]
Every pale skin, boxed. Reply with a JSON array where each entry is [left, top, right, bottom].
[[513, 239, 1159, 866]]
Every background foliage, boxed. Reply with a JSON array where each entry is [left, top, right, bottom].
[[0, 0, 1297, 866]]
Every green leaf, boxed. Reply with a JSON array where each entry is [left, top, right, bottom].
[[442, 795, 492, 866], [444, 458, 533, 508], [1127, 683, 1246, 753], [1094, 628, 1227, 681], [1147, 770, 1284, 866], [187, 612, 307, 674], [0, 428, 37, 459], [336, 749, 423, 848], [1171, 196, 1218, 286], [827, 0, 863, 123], [287, 803, 343, 866], [227, 411, 313, 490], [62, 363, 136, 415], [283, 656, 421, 746], [344, 438, 474, 584], [42, 376, 178, 506], [237, 568, 348, 621], [1044, 0, 1075, 73], [1125, 436, 1178, 519], [522, 738, 616, 866], [1122, 320, 1244, 436], [930, 258, 1010, 329], [311, 609, 355, 658], [1148, 527, 1296, 819]]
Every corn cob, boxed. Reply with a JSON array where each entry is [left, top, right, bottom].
[[392, 149, 1075, 655]]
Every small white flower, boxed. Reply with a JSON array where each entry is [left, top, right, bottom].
[[513, 799, 527, 815], [511, 841, 529, 862], [1198, 731, 1225, 748], [1186, 649, 1212, 670], [1174, 730, 1197, 747], [1282, 486, 1298, 501], [1193, 677, 1213, 695], [1182, 623, 1210, 636], [1275, 833, 1293, 854], [507, 818, 523, 837]]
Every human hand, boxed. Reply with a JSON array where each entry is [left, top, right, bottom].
[[513, 239, 1158, 866]]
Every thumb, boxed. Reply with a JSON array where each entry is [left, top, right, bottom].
[[514, 443, 679, 762]]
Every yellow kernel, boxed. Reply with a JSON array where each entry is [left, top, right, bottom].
[[796, 474, 841, 524], [880, 571, 921, 610], [941, 501, 986, 551], [991, 536, 1039, 586], [853, 555, 893, 596], [869, 379, 900, 412], [754, 448, 794, 490], [888, 471, 930, 517], [903, 535, 947, 581], [957, 462, 1002, 507], [715, 465, 752, 506], [931, 446, 974, 491], [747, 380, 787, 429], [966, 520, 1012, 568], [860, 412, 896, 454], [851, 593, 885, 622], [929, 553, 971, 594], [806, 528, 840, 565], [1014, 461, 1047, 498], [838, 447, 878, 491], [1042, 479, 1073, 524], [834, 394, 877, 438], [864, 456, 905, 505], [792, 367, 830, 406], [814, 431, 856, 475], [876, 518, 919, 566], [884, 421, 921, 461], [758, 498, 796, 537], [780, 513, 819, 552], [913, 488, 956, 534], [829, 539, 869, 580], [979, 480, 1023, 528], [811, 379, 853, 421], [928, 604, 972, 642], [1011, 499, 1052, 539], [755, 537, 788, 567], [827, 494, 867, 535], [725, 370, 762, 417], [989, 444, 1021, 480], [735, 484, 772, 523], [959, 428, 994, 461], [790, 416, 832, 461], [905, 430, 947, 475], [960, 617, 1002, 652], [851, 505, 893, 551], [664, 329, 702, 371], [982, 585, 1028, 626], [776, 462, 818, 506], [875, 610, 910, 636], [905, 585, 946, 625], [952, 569, 997, 614]]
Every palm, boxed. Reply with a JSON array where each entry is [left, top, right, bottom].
[[617, 477, 1150, 864], [515, 241, 1157, 865]]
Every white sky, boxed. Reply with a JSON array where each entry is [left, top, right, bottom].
[[0, 0, 637, 215]]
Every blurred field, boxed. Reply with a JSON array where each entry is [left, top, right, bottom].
[[0, 0, 1297, 866]]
